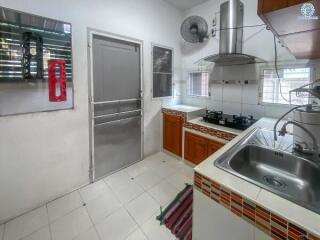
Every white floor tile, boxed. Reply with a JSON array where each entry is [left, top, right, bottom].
[[134, 170, 163, 190], [125, 161, 150, 178], [86, 192, 121, 224], [73, 227, 100, 240], [96, 208, 138, 240], [104, 170, 134, 190], [148, 181, 179, 207], [125, 193, 159, 226], [21, 226, 51, 240], [0, 224, 4, 240], [178, 164, 194, 180], [47, 191, 83, 222], [79, 180, 111, 203], [113, 181, 144, 204], [4, 206, 48, 240], [166, 172, 190, 191], [141, 213, 175, 240], [2, 152, 190, 240], [50, 207, 92, 240], [154, 163, 178, 179], [125, 228, 147, 240]]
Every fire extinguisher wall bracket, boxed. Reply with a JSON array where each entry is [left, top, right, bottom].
[[48, 59, 67, 102]]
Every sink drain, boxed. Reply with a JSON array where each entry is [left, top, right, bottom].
[[263, 176, 286, 189]]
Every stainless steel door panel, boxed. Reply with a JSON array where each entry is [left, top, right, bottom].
[[92, 35, 140, 102], [94, 99, 141, 117], [94, 116, 141, 179], [91, 34, 142, 181], [94, 110, 141, 125]]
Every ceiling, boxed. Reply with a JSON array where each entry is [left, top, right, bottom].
[[163, 0, 209, 11]]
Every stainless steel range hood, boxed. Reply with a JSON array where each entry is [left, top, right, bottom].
[[204, 0, 265, 66]]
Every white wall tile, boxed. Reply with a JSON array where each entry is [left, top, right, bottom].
[[242, 104, 265, 119], [242, 84, 259, 105], [222, 102, 242, 115], [223, 84, 243, 103], [211, 84, 223, 101]]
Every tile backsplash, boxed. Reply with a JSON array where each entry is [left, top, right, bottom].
[[180, 61, 320, 119]]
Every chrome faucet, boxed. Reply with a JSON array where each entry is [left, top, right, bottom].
[[279, 120, 319, 161], [273, 104, 311, 142]]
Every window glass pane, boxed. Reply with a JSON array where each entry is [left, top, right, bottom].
[[153, 73, 172, 98], [262, 67, 310, 105], [188, 72, 209, 97], [153, 46, 172, 73], [152, 45, 173, 98]]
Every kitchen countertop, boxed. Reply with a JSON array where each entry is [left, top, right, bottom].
[[187, 117, 243, 136], [194, 117, 320, 235], [162, 104, 206, 113]]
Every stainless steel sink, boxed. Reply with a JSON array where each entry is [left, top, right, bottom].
[[215, 128, 320, 214]]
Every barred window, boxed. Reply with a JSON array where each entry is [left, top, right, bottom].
[[188, 72, 209, 97], [261, 67, 311, 105]]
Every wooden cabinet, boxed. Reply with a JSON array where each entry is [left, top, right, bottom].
[[184, 132, 208, 165], [258, 0, 320, 59], [184, 131, 225, 165], [258, 0, 307, 14], [163, 113, 182, 156], [207, 140, 225, 157]]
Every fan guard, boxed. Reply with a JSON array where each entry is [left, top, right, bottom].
[[181, 16, 208, 43]]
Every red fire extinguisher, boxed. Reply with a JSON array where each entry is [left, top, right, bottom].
[[48, 59, 67, 102]]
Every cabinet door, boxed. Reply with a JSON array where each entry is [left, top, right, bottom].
[[184, 132, 208, 165], [163, 113, 182, 156], [258, 0, 288, 14], [207, 139, 225, 157]]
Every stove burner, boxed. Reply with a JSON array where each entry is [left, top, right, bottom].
[[203, 110, 256, 131]]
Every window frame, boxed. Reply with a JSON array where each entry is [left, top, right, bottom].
[[259, 64, 315, 106], [151, 43, 174, 99], [187, 70, 210, 98]]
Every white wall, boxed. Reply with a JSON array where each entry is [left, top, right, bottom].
[[180, 0, 320, 119], [0, 0, 182, 223]]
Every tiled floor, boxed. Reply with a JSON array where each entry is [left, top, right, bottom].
[[0, 152, 194, 240]]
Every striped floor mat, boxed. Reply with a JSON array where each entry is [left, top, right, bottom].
[[157, 184, 193, 240]]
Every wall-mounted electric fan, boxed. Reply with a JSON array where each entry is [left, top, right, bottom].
[[181, 16, 209, 43]]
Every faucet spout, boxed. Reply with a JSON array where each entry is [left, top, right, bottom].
[[280, 120, 319, 161], [273, 104, 312, 142]]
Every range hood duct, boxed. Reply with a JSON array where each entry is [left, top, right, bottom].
[[204, 0, 265, 66]]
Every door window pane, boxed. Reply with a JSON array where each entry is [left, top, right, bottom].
[[152, 45, 173, 98]]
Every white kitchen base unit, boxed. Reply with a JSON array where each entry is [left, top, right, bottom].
[[193, 189, 255, 240]]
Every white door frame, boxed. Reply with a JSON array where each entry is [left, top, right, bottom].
[[87, 28, 144, 182]]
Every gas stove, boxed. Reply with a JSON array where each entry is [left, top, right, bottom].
[[202, 110, 257, 131]]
